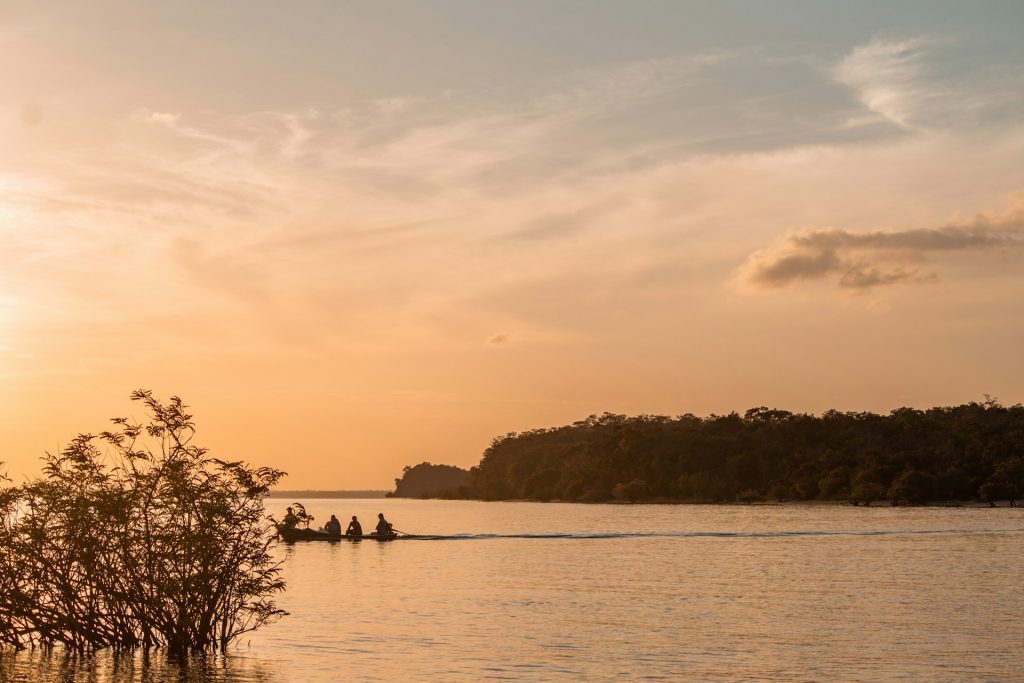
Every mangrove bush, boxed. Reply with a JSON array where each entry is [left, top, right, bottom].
[[0, 390, 286, 653]]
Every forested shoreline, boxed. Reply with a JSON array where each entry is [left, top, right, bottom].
[[396, 401, 1024, 505]]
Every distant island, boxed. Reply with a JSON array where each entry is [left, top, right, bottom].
[[387, 462, 471, 498], [268, 490, 388, 499], [391, 400, 1024, 506]]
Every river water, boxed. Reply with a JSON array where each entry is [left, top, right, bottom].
[[2, 500, 1023, 681]]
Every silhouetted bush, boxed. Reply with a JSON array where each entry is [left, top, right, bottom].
[[0, 390, 286, 653], [612, 479, 650, 502], [887, 470, 936, 506], [978, 458, 1024, 506], [849, 481, 887, 506]]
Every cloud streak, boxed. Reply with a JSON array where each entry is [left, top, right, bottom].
[[833, 35, 1024, 132], [834, 37, 932, 129], [739, 199, 1024, 290], [485, 333, 511, 346]]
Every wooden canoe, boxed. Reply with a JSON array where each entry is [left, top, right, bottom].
[[276, 525, 401, 542]]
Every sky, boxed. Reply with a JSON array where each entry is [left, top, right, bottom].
[[1, 1, 1023, 488]]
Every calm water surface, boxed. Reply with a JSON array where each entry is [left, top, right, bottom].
[[3, 500, 1023, 681]]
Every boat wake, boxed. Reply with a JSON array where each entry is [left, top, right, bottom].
[[400, 528, 1024, 541]]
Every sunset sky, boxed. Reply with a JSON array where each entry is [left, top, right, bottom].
[[2, 1, 1023, 488]]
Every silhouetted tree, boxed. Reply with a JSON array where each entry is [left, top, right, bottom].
[[0, 391, 286, 653]]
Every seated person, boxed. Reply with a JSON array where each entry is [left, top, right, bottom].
[[375, 513, 393, 536], [346, 515, 363, 537], [282, 506, 299, 529], [325, 514, 342, 536]]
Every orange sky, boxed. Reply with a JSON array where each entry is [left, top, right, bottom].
[[2, 3, 1023, 488]]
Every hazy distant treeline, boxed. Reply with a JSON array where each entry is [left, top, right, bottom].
[[268, 490, 388, 499], [426, 401, 1024, 505]]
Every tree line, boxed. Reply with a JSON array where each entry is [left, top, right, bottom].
[[0, 391, 286, 653], [427, 400, 1024, 505]]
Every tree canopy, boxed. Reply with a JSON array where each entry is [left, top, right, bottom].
[[389, 462, 471, 498], [418, 400, 1024, 505]]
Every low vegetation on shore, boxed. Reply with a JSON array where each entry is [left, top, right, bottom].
[[0, 391, 285, 653], [394, 400, 1024, 506]]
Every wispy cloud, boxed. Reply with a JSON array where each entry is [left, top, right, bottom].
[[2, 41, 1023, 350], [502, 211, 592, 242], [834, 37, 933, 129], [738, 198, 1024, 290], [485, 333, 511, 346], [833, 35, 1024, 132], [142, 110, 180, 125]]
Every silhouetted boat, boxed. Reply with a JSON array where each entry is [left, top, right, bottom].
[[276, 525, 404, 542]]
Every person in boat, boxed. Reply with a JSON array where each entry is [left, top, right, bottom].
[[282, 507, 299, 529], [325, 514, 342, 536], [346, 515, 363, 537], [375, 512, 393, 536]]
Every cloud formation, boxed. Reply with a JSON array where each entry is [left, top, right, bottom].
[[739, 199, 1024, 290], [832, 35, 1024, 132], [834, 37, 931, 129], [485, 333, 511, 346]]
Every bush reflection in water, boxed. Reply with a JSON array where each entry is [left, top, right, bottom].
[[0, 648, 275, 683]]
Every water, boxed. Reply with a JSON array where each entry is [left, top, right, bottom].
[[3, 500, 1023, 681]]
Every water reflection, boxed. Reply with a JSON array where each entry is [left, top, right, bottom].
[[0, 648, 276, 683]]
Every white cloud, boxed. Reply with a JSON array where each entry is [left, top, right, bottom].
[[833, 37, 933, 129], [144, 110, 181, 125]]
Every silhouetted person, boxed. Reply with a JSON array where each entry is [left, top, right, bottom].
[[346, 515, 363, 537], [375, 512, 392, 536], [283, 507, 299, 529], [326, 515, 341, 536]]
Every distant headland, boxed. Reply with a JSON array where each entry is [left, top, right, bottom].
[[390, 400, 1024, 506], [387, 463, 471, 498]]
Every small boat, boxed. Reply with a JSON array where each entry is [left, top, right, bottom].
[[276, 525, 405, 543]]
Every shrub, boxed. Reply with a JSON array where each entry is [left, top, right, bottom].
[[612, 479, 649, 502], [0, 390, 286, 653], [849, 481, 887, 506], [887, 470, 936, 506]]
